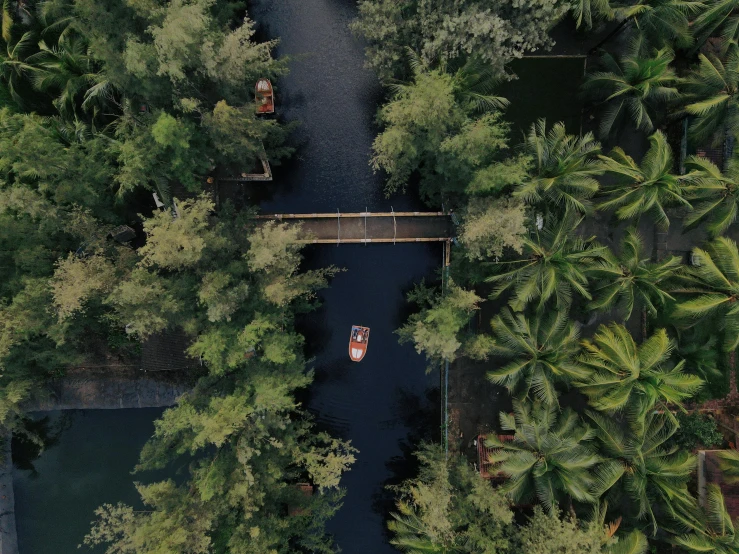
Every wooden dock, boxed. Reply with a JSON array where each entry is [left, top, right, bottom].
[[256, 211, 453, 244]]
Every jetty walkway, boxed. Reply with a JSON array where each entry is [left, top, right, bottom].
[[256, 211, 453, 244]]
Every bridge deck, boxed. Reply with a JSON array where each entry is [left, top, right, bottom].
[[257, 212, 452, 243]]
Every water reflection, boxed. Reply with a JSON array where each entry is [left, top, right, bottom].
[[11, 413, 73, 477]]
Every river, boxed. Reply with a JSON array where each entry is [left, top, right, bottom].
[[13, 1, 440, 552]]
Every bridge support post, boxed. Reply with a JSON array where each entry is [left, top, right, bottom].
[[337, 209, 340, 246], [391, 207, 397, 245], [364, 207, 367, 245]]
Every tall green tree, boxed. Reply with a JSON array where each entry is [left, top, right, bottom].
[[486, 211, 608, 311], [514, 119, 605, 214], [352, 0, 567, 82], [582, 42, 679, 140], [484, 401, 600, 510], [672, 237, 739, 352], [388, 444, 513, 554], [397, 280, 484, 364], [575, 324, 703, 420], [588, 228, 681, 319], [598, 131, 691, 229], [371, 66, 523, 200], [486, 308, 588, 405]]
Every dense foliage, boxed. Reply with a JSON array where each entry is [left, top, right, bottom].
[[0, 0, 357, 551], [362, 0, 739, 549]]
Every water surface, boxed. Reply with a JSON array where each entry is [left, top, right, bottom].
[[13, 409, 164, 554]]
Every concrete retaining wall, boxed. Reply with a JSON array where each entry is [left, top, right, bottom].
[[0, 434, 18, 554], [23, 375, 188, 412]]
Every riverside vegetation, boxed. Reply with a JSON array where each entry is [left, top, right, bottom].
[[0, 0, 355, 551], [353, 0, 739, 551]]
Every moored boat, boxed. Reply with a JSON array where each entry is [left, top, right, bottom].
[[349, 325, 370, 362], [255, 78, 275, 114]]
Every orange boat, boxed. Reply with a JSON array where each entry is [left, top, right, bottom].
[[255, 78, 275, 114], [349, 325, 370, 362]]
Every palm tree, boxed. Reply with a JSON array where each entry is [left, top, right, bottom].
[[683, 155, 739, 237], [2, 0, 13, 43], [589, 410, 696, 535], [589, 228, 681, 320], [448, 56, 509, 113], [388, 501, 451, 553], [615, 0, 699, 49], [28, 34, 101, 119], [484, 401, 600, 510], [681, 44, 739, 145], [575, 324, 703, 420], [589, 0, 699, 52], [691, 0, 739, 54], [486, 308, 589, 405], [486, 211, 609, 312], [572, 0, 615, 29], [672, 484, 739, 553], [672, 237, 739, 352], [590, 503, 650, 554], [717, 449, 739, 483], [582, 38, 679, 139], [0, 30, 37, 108], [514, 119, 605, 214], [598, 131, 692, 229]]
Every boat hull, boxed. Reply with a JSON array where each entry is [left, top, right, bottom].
[[255, 78, 275, 114], [349, 326, 370, 362]]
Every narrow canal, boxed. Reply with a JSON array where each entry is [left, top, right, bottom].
[[249, 0, 439, 551]]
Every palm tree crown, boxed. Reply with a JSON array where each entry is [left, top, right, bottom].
[[486, 308, 588, 405], [589, 228, 681, 320], [683, 154, 739, 237], [582, 39, 679, 139], [27, 33, 101, 119], [681, 44, 739, 145], [485, 401, 600, 510], [672, 484, 739, 554], [486, 211, 608, 312], [572, 0, 615, 29], [575, 324, 703, 419], [598, 130, 691, 229], [515, 119, 604, 214], [589, 411, 696, 535], [718, 449, 739, 484], [672, 237, 739, 351], [691, 0, 739, 54], [617, 0, 699, 49], [0, 30, 37, 109]]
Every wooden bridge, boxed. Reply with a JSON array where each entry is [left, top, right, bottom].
[[256, 210, 454, 244]]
